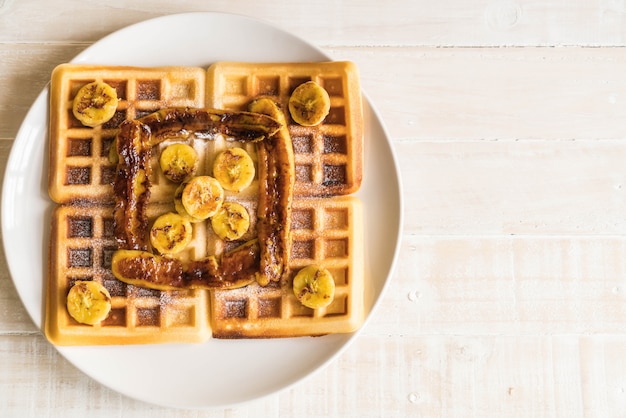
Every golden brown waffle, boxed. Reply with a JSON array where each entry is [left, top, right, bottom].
[[45, 204, 210, 345], [46, 63, 365, 344], [210, 196, 364, 338], [48, 64, 206, 204], [206, 61, 364, 197]]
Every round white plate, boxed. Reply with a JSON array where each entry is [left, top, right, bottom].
[[2, 12, 403, 409]]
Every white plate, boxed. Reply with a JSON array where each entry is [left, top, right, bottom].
[[2, 12, 403, 409]]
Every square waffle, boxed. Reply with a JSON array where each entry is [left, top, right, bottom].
[[206, 61, 363, 197], [45, 63, 365, 345], [45, 204, 210, 345], [48, 64, 206, 204], [210, 196, 364, 338]]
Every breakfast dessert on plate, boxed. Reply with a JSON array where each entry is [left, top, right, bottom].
[[45, 61, 365, 345]]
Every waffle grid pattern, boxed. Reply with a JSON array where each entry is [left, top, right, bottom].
[[49, 65, 206, 203], [206, 61, 363, 197], [46, 205, 210, 345], [210, 197, 364, 338]]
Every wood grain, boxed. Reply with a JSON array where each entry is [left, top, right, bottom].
[[5, 334, 626, 417], [3, 0, 626, 416], [376, 235, 626, 336], [2, 0, 626, 47], [7, 45, 626, 141], [398, 140, 626, 235]]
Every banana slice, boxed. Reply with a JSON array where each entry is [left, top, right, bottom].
[[150, 212, 193, 255], [175, 176, 224, 221], [212, 147, 255, 192], [211, 201, 251, 241], [292, 265, 335, 309], [288, 81, 331, 126], [159, 143, 198, 183], [72, 81, 119, 127], [174, 183, 204, 223], [66, 280, 112, 325], [108, 138, 119, 165]]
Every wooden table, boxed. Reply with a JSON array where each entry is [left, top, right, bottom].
[[3, 0, 626, 416]]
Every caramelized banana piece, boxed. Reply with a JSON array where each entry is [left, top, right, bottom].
[[248, 98, 295, 286], [111, 250, 185, 291], [66, 280, 112, 325], [293, 265, 335, 309], [173, 182, 205, 223], [72, 81, 118, 127], [179, 176, 224, 221], [113, 120, 152, 250], [288, 81, 330, 126], [159, 143, 198, 183], [111, 240, 260, 290], [140, 107, 282, 145], [113, 108, 283, 250], [150, 212, 193, 255], [186, 239, 259, 289], [212, 147, 255, 192], [211, 201, 251, 241]]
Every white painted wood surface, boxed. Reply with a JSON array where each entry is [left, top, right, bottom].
[[3, 0, 626, 416]]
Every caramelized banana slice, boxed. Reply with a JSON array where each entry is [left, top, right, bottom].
[[159, 143, 198, 183], [288, 81, 330, 126], [72, 81, 119, 127], [211, 201, 250, 241], [292, 265, 335, 309], [66, 280, 112, 325], [212, 147, 255, 192], [173, 183, 204, 223], [179, 176, 224, 221], [150, 212, 193, 255]]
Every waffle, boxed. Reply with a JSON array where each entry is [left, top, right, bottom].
[[210, 196, 364, 338], [48, 64, 206, 204], [206, 61, 364, 197], [45, 204, 211, 345], [46, 63, 365, 344]]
